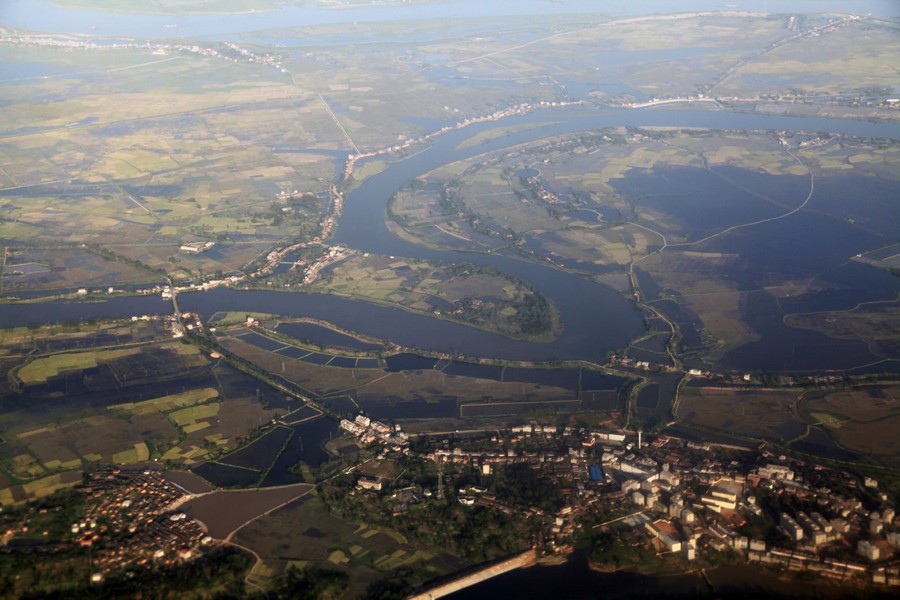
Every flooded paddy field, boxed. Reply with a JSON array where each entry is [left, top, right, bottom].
[[721, 290, 881, 373], [360, 396, 458, 420], [580, 371, 628, 392], [625, 347, 669, 364], [273, 346, 312, 359], [301, 352, 334, 366], [442, 361, 503, 381], [163, 471, 214, 495], [219, 427, 293, 472], [219, 334, 593, 425], [262, 417, 339, 486], [605, 152, 900, 373], [315, 396, 360, 417], [181, 482, 313, 539], [581, 390, 620, 411], [636, 373, 681, 430], [790, 427, 859, 462], [222, 328, 382, 370], [630, 333, 670, 354], [191, 462, 262, 489], [460, 399, 582, 417], [385, 353, 437, 372], [279, 404, 322, 426], [612, 165, 810, 242], [501, 367, 580, 392], [225, 331, 287, 352], [192, 416, 339, 489]]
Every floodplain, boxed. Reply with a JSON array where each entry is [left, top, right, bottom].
[[305, 253, 560, 340], [388, 128, 900, 371], [0, 2, 899, 596]]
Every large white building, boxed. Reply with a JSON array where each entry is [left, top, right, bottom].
[[780, 513, 804, 542], [858, 540, 881, 561], [702, 479, 743, 512], [757, 464, 795, 481]]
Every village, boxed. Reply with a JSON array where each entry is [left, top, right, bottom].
[[1, 413, 898, 593], [0, 468, 212, 586], [346, 420, 900, 589]]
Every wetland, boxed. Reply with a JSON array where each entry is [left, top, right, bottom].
[[1, 3, 899, 595]]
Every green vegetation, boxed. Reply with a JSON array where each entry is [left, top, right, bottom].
[[590, 525, 673, 573], [210, 312, 280, 327], [1, 6, 899, 597], [491, 462, 564, 513], [233, 492, 463, 598], [17, 347, 139, 385], [271, 566, 350, 600], [0, 544, 254, 599], [111, 387, 219, 415], [303, 254, 559, 340], [0, 323, 290, 504], [319, 476, 530, 563], [797, 385, 900, 466]]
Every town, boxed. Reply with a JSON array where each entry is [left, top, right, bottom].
[[342, 419, 899, 591], [1, 408, 898, 595], [0, 468, 213, 587]]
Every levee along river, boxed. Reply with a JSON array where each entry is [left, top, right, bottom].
[[4, 108, 900, 367]]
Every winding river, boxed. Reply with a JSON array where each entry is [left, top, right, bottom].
[[4, 107, 900, 365], [185, 108, 900, 363]]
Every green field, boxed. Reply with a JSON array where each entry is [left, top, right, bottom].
[[17, 347, 139, 385], [111, 387, 219, 415], [1, 10, 897, 293], [233, 493, 458, 597], [306, 253, 559, 340], [0, 325, 293, 502]]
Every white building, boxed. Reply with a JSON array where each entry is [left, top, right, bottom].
[[702, 479, 742, 511], [757, 464, 794, 481], [780, 513, 804, 542], [858, 540, 880, 561]]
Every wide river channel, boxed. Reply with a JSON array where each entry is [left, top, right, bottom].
[[4, 107, 900, 367]]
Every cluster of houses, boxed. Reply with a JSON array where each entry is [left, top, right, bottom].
[[351, 421, 898, 588], [76, 468, 210, 584], [600, 436, 899, 586], [340, 414, 409, 449]]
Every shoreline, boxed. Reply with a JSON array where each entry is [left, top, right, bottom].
[[409, 550, 537, 600]]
